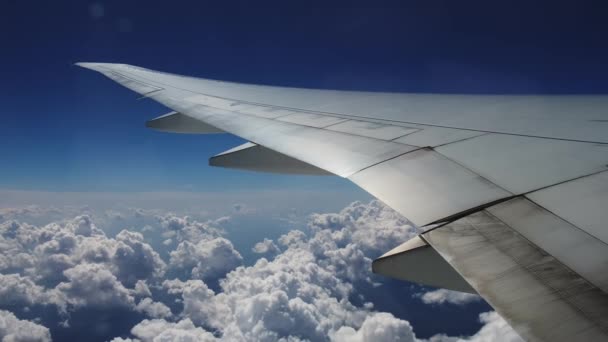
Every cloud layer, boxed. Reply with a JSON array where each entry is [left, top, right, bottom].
[[0, 200, 521, 341], [0, 309, 51, 342]]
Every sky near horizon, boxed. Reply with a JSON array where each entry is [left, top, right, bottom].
[[1, 1, 607, 341]]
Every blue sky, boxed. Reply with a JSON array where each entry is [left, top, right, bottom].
[[2, 0, 608, 192]]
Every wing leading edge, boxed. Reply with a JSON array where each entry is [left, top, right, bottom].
[[77, 62, 608, 342]]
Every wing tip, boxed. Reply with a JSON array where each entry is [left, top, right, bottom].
[[74, 62, 107, 72]]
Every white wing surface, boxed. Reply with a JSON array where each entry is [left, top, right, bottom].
[[78, 62, 608, 341]]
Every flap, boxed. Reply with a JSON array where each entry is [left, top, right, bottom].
[[372, 236, 475, 293], [209, 142, 332, 175], [146, 111, 224, 134]]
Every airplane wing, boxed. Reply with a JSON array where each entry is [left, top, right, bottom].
[[77, 62, 608, 341]]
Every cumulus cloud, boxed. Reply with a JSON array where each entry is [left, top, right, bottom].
[[129, 318, 217, 342], [417, 289, 481, 306], [112, 230, 166, 287], [106, 200, 519, 342], [0, 273, 53, 307], [428, 312, 523, 342], [0, 216, 166, 290], [126, 201, 422, 341], [466, 312, 523, 342], [132, 280, 152, 298], [0, 213, 171, 337], [332, 312, 416, 342], [135, 298, 172, 319], [251, 238, 280, 256], [0, 310, 51, 342], [55, 263, 135, 309], [156, 214, 224, 244], [308, 200, 419, 257], [169, 237, 243, 280]]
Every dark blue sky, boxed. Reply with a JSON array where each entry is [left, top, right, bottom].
[[2, 0, 607, 191]]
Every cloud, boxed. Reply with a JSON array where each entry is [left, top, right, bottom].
[[156, 214, 224, 244], [112, 200, 520, 341], [162, 279, 223, 330], [0, 309, 51, 342], [132, 280, 152, 298], [0, 215, 166, 288], [0, 200, 521, 342], [112, 230, 166, 287], [332, 312, 416, 342], [466, 312, 523, 342], [129, 318, 217, 342], [428, 312, 523, 342], [251, 238, 280, 256], [417, 289, 481, 306], [55, 263, 135, 309], [169, 237, 242, 280], [308, 200, 419, 257], [135, 298, 172, 319], [0, 273, 52, 307], [130, 201, 421, 341]]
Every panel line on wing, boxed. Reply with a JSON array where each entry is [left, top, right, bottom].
[[521, 168, 608, 197]]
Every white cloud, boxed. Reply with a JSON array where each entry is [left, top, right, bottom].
[[0, 216, 166, 289], [252, 238, 280, 256], [163, 278, 230, 334], [65, 215, 104, 237], [130, 318, 217, 342], [0, 214, 167, 292], [468, 312, 523, 342], [277, 230, 307, 248], [142, 201, 420, 341], [0, 310, 51, 342], [332, 312, 416, 342], [55, 263, 135, 309], [112, 230, 166, 287], [0, 273, 52, 307], [417, 289, 481, 306], [169, 238, 242, 280], [116, 200, 522, 342], [308, 200, 419, 257], [133, 280, 152, 298], [428, 312, 523, 342], [135, 298, 172, 319], [156, 214, 223, 244]]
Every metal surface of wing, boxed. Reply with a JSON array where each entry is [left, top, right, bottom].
[[372, 235, 475, 293], [210, 142, 331, 175], [146, 111, 224, 134], [77, 62, 608, 342]]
